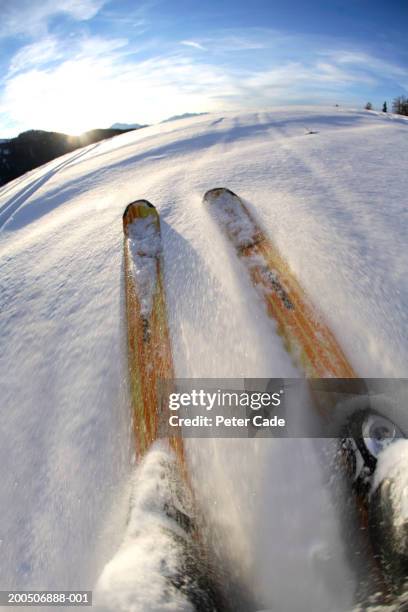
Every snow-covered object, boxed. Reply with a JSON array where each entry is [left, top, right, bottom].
[[95, 444, 215, 612], [127, 213, 162, 318], [373, 440, 408, 505], [372, 439, 408, 538], [205, 187, 260, 249], [366, 440, 408, 595]]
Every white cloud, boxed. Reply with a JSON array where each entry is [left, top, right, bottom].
[[7, 34, 129, 76], [8, 38, 61, 75], [331, 51, 406, 75], [325, 50, 408, 90], [0, 0, 106, 38], [180, 40, 206, 51], [0, 50, 234, 133], [244, 60, 377, 95], [205, 34, 270, 52], [180, 33, 270, 54], [73, 35, 129, 59]]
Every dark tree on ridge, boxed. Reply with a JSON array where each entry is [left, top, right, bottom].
[[392, 96, 408, 116]]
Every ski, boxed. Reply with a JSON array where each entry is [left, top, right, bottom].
[[123, 200, 225, 612], [204, 187, 408, 601], [203, 187, 356, 378], [123, 199, 181, 460]]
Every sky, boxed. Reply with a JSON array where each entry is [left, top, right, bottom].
[[0, 0, 407, 137]]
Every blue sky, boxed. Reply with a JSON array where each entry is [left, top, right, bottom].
[[0, 0, 406, 136]]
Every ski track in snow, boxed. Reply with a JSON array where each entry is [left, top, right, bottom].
[[1, 107, 408, 611], [0, 143, 102, 230]]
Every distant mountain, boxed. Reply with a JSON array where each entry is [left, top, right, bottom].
[[110, 122, 147, 130], [0, 127, 139, 188], [161, 112, 208, 123]]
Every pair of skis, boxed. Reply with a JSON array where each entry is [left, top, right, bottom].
[[122, 188, 403, 605], [123, 188, 356, 464]]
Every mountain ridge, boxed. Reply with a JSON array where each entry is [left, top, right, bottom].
[[0, 126, 143, 187]]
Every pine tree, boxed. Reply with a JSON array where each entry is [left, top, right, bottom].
[[382, 101, 387, 113], [365, 102, 373, 110]]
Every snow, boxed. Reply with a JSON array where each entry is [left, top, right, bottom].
[[1, 107, 408, 610], [372, 439, 408, 522], [204, 188, 260, 248], [161, 112, 208, 123], [127, 213, 162, 318]]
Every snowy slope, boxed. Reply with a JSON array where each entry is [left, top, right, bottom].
[[1, 107, 408, 610]]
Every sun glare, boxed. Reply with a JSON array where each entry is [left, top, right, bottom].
[[3, 54, 215, 137]]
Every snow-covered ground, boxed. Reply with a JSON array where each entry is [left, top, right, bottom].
[[1, 107, 408, 611]]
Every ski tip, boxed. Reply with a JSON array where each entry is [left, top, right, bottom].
[[123, 199, 158, 232], [203, 187, 238, 203]]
